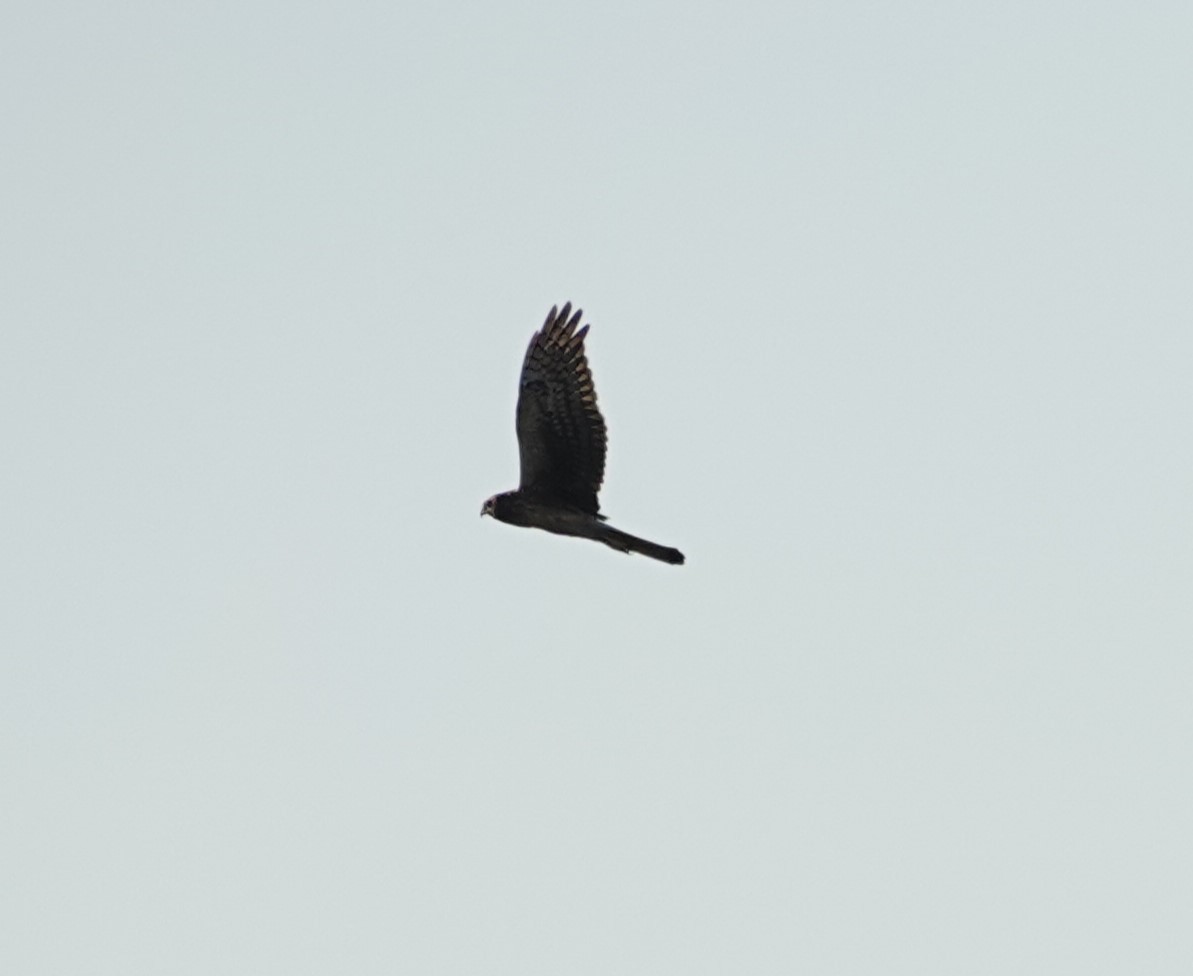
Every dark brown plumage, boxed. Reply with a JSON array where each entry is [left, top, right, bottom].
[[481, 303, 685, 565]]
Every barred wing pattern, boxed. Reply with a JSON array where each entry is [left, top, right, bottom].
[[515, 303, 608, 515]]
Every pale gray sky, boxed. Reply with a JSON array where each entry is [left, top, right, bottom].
[[3, 2, 1191, 973]]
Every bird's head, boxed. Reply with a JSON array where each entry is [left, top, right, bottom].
[[481, 491, 519, 521]]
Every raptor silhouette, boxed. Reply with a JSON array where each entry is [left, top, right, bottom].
[[481, 303, 685, 565]]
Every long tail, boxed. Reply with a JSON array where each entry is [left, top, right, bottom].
[[598, 524, 685, 565]]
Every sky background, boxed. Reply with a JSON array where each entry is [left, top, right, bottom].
[[3, 2, 1191, 973]]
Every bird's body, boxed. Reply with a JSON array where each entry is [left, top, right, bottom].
[[481, 303, 684, 565], [483, 489, 595, 531]]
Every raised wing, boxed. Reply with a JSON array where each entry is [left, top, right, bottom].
[[515, 303, 608, 514]]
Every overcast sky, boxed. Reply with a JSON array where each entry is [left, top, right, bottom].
[[3, 2, 1191, 973]]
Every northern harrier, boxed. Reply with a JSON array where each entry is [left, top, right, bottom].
[[481, 303, 685, 565]]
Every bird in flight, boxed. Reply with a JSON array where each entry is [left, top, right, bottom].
[[481, 303, 685, 565]]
